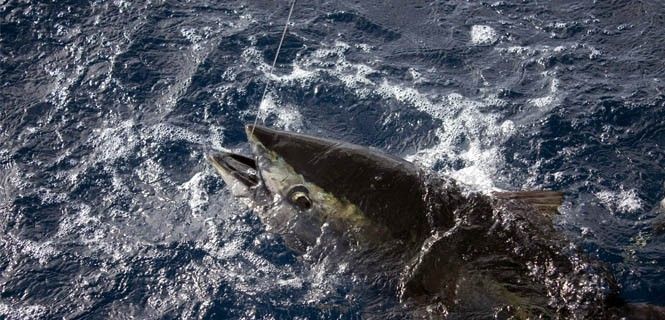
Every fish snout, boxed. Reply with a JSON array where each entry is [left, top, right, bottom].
[[207, 151, 259, 188]]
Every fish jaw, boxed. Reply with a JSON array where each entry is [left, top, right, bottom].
[[206, 151, 259, 198]]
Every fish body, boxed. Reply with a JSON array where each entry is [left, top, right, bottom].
[[208, 125, 637, 318]]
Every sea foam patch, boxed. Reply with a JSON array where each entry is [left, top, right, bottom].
[[527, 73, 560, 110], [595, 187, 644, 214], [378, 83, 509, 191], [178, 171, 211, 217], [257, 94, 304, 131], [0, 303, 48, 320], [470, 25, 498, 45]]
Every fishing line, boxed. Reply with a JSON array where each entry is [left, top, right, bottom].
[[250, 0, 297, 137]]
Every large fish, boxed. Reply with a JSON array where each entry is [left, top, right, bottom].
[[208, 124, 659, 319]]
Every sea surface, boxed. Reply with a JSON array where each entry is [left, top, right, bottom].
[[1, 0, 664, 319]]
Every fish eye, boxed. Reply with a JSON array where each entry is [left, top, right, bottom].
[[286, 184, 312, 211]]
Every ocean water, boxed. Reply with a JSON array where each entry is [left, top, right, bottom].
[[1, 0, 664, 318]]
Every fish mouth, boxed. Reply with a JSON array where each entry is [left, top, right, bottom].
[[206, 151, 259, 188], [206, 124, 280, 191]]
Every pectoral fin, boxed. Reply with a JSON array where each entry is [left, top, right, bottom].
[[492, 191, 564, 216]]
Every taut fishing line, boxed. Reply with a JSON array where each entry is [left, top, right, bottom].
[[249, 0, 297, 137]]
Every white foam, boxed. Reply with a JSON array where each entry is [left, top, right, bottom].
[[355, 43, 373, 52], [527, 74, 560, 110], [0, 303, 48, 320], [617, 189, 644, 213], [178, 171, 210, 217], [449, 142, 502, 191], [207, 125, 226, 150], [85, 120, 218, 168], [500, 120, 516, 135], [112, 0, 130, 12], [269, 64, 316, 83], [529, 95, 554, 109], [135, 158, 167, 186], [146, 122, 207, 144], [2, 234, 57, 266], [0, 160, 23, 204], [259, 40, 378, 101], [54, 118, 235, 262], [497, 43, 597, 61], [595, 187, 644, 214], [378, 84, 509, 191], [470, 25, 498, 45], [258, 94, 303, 131], [585, 45, 601, 59], [180, 27, 204, 53], [88, 119, 139, 163], [501, 46, 535, 56]]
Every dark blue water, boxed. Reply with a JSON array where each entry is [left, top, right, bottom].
[[1, 0, 664, 318]]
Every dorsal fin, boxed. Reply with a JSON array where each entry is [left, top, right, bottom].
[[492, 191, 564, 216]]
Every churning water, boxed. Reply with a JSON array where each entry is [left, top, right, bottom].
[[1, 1, 664, 318]]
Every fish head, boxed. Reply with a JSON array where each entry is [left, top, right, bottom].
[[249, 125, 432, 241], [208, 125, 433, 252], [207, 149, 326, 253]]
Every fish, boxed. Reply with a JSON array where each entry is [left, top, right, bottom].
[[207, 124, 658, 319]]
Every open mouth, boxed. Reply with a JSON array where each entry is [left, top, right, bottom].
[[206, 151, 259, 188]]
